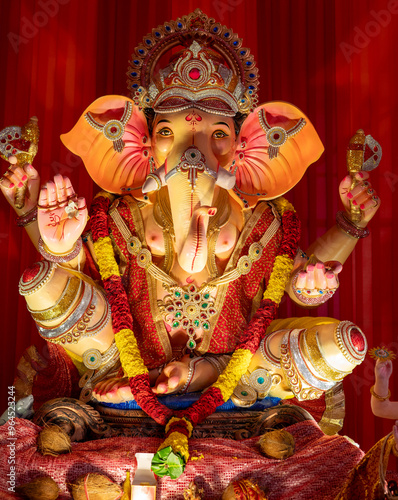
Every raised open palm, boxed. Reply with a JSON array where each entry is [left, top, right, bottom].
[[38, 174, 87, 254]]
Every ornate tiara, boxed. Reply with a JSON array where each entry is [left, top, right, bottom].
[[127, 8, 259, 116]]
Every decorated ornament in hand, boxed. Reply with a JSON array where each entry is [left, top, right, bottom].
[[369, 346, 396, 362], [0, 116, 40, 209], [346, 129, 381, 224]]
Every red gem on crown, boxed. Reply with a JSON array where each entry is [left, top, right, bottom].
[[189, 68, 201, 80]]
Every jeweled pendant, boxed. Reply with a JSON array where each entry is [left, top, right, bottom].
[[113, 138, 125, 153]]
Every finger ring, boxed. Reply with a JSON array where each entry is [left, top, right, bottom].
[[372, 195, 379, 208], [37, 202, 58, 209], [363, 181, 370, 188], [367, 188, 374, 195]]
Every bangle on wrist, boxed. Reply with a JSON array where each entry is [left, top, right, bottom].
[[180, 357, 204, 394], [38, 236, 83, 263], [336, 211, 370, 239], [16, 206, 37, 227], [370, 384, 391, 401], [204, 355, 225, 376]]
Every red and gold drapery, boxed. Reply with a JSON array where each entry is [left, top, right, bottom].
[[0, 0, 396, 452]]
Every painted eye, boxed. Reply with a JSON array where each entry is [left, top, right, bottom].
[[157, 127, 173, 137], [212, 130, 228, 139]]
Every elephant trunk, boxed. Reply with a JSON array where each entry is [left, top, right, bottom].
[[167, 171, 216, 274], [179, 206, 216, 274], [144, 145, 234, 274]]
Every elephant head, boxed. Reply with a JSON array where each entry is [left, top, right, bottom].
[[142, 109, 237, 273], [61, 96, 323, 274]]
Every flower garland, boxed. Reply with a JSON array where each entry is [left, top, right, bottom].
[[90, 195, 172, 425], [90, 193, 300, 477]]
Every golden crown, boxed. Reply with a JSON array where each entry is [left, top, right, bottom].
[[127, 9, 259, 116]]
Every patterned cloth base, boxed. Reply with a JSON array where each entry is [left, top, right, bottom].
[[100, 394, 281, 411], [0, 418, 365, 499]]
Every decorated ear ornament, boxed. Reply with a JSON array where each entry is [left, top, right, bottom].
[[258, 108, 306, 159], [84, 101, 133, 153], [369, 346, 396, 361]]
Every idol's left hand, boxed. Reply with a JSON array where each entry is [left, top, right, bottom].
[[339, 172, 380, 227]]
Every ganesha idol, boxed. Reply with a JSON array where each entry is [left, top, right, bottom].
[[0, 9, 382, 474]]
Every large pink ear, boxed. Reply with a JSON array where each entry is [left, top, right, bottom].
[[61, 95, 153, 197], [232, 101, 324, 207]]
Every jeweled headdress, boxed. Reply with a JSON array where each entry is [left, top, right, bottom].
[[127, 9, 259, 116]]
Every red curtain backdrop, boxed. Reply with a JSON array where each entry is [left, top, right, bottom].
[[0, 0, 396, 452]]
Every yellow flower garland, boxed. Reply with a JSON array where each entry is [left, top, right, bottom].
[[212, 349, 253, 402], [94, 236, 120, 280], [115, 329, 148, 377], [94, 236, 148, 377], [263, 254, 294, 304]]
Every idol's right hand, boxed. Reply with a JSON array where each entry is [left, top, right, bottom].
[[0, 157, 40, 215]]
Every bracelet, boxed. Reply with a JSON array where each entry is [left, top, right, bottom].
[[38, 236, 82, 263], [370, 385, 391, 401], [180, 357, 204, 394], [16, 206, 37, 227], [336, 211, 370, 239]]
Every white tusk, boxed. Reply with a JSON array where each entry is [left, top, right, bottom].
[[142, 165, 166, 193]]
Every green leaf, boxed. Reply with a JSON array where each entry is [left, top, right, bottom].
[[155, 446, 172, 462], [151, 447, 186, 479]]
